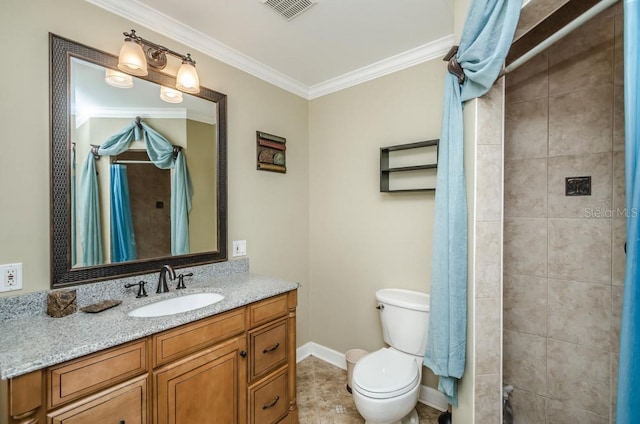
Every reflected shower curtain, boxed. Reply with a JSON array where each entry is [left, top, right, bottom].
[[110, 164, 137, 263], [78, 152, 102, 266], [78, 119, 194, 262], [171, 151, 193, 255], [616, 0, 640, 422], [71, 143, 77, 266], [423, 0, 520, 406]]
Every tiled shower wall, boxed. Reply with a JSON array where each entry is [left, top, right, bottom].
[[503, 4, 625, 423]]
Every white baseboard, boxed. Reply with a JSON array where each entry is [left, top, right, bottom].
[[297, 341, 347, 369], [296, 342, 448, 412], [418, 386, 449, 412]]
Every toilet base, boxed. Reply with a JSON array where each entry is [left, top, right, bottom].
[[364, 408, 418, 424]]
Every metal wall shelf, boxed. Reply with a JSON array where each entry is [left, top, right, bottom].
[[380, 139, 439, 192]]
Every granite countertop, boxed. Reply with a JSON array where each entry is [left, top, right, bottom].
[[0, 271, 299, 380]]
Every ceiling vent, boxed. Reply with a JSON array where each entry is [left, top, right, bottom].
[[260, 0, 317, 21]]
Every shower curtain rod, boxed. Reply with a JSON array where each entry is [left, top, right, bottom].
[[112, 160, 156, 165], [502, 0, 618, 76]]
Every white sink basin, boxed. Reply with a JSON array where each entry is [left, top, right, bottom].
[[128, 293, 224, 318]]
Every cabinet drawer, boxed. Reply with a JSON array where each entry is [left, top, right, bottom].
[[48, 374, 147, 424], [249, 369, 288, 424], [249, 319, 287, 381], [153, 308, 245, 367], [48, 340, 147, 408], [248, 294, 288, 328]]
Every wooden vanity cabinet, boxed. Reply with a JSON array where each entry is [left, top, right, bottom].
[[0, 290, 298, 424]]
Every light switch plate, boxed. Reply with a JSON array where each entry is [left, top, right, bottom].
[[232, 240, 247, 257]]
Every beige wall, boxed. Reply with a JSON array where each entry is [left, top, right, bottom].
[[308, 61, 446, 388], [0, 0, 310, 344], [187, 119, 218, 253]]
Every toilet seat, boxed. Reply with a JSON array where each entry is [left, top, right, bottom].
[[352, 348, 420, 400]]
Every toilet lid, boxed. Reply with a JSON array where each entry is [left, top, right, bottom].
[[352, 348, 420, 399]]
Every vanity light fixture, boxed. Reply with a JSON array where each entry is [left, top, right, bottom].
[[105, 69, 134, 88], [160, 86, 183, 103], [117, 29, 201, 94]]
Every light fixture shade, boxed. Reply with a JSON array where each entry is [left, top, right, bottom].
[[105, 69, 134, 88], [117, 39, 148, 76], [176, 61, 200, 94], [160, 86, 183, 103]]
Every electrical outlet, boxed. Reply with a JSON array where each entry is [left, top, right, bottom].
[[0, 263, 22, 292], [232, 240, 247, 257]]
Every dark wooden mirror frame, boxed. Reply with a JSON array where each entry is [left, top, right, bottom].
[[50, 33, 227, 287]]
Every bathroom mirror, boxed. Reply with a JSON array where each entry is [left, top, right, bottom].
[[50, 34, 227, 287]]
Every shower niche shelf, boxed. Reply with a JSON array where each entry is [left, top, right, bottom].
[[380, 139, 439, 192]]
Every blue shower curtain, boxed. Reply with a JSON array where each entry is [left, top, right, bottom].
[[617, 1, 640, 422], [78, 151, 102, 266], [110, 164, 137, 263], [423, 0, 520, 406]]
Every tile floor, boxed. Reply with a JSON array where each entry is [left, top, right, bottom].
[[297, 356, 443, 423]]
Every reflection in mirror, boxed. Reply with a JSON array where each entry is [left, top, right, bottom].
[[71, 58, 217, 267], [51, 34, 227, 287]]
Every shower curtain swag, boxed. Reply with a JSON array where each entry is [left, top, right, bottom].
[[423, 0, 520, 407], [78, 118, 193, 266]]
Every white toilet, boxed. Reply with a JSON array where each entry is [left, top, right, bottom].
[[352, 288, 430, 424]]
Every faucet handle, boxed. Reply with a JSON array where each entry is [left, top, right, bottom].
[[176, 273, 193, 290], [124, 281, 148, 298]]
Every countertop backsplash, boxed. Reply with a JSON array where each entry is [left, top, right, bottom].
[[0, 258, 249, 322]]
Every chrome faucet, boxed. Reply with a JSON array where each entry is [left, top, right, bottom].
[[157, 265, 176, 294]]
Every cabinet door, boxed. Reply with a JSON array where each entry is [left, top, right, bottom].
[[154, 336, 247, 424], [47, 374, 147, 424]]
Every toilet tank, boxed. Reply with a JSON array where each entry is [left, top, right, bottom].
[[376, 289, 430, 356]]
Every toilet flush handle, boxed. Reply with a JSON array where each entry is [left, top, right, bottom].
[[376, 304, 384, 310]]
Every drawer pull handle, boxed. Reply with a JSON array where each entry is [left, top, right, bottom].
[[120, 421, 125, 424], [262, 342, 280, 354], [262, 395, 280, 410], [240, 350, 247, 358]]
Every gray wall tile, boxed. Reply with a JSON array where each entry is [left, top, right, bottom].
[[476, 298, 501, 375], [549, 85, 613, 157], [548, 16, 614, 96], [475, 374, 501, 424], [504, 329, 547, 396], [548, 218, 612, 285], [611, 286, 623, 353], [612, 219, 626, 287], [547, 339, 610, 416], [477, 145, 503, 222], [476, 222, 502, 299], [504, 274, 547, 336], [505, 98, 548, 160], [510, 388, 545, 424], [506, 50, 549, 104], [505, 158, 547, 218], [613, 151, 626, 212], [547, 279, 611, 350], [545, 399, 609, 424], [504, 218, 548, 277]]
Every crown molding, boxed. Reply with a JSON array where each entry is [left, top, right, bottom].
[[86, 0, 309, 97], [307, 34, 455, 99], [86, 0, 454, 100]]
